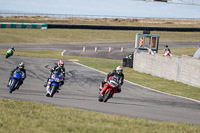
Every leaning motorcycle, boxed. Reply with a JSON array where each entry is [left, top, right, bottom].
[[8, 69, 24, 93], [46, 71, 64, 97], [98, 76, 119, 102], [5, 49, 14, 58]]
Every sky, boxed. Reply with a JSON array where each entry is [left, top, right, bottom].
[[0, 0, 200, 19]]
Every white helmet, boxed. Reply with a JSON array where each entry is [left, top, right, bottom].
[[116, 66, 123, 74]]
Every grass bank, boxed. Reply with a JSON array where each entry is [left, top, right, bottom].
[[0, 29, 200, 44], [0, 99, 199, 133]]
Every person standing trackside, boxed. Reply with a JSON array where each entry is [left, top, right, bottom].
[[163, 45, 172, 57]]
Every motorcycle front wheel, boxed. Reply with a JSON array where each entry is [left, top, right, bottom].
[[103, 89, 111, 102], [10, 79, 17, 93], [50, 85, 57, 97]]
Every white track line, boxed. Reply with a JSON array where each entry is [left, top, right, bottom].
[[73, 61, 200, 104]]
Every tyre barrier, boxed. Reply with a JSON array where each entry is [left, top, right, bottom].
[[0, 23, 48, 29], [123, 58, 133, 68], [1, 23, 200, 32], [47, 24, 200, 32]]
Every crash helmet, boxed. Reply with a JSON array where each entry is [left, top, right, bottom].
[[116, 66, 123, 74], [18, 62, 25, 69], [11, 46, 15, 51], [58, 60, 64, 68]]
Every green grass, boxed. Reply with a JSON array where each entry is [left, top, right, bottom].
[[0, 99, 199, 133], [158, 47, 198, 56], [0, 29, 200, 44]]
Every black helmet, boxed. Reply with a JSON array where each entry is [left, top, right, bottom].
[[19, 62, 24, 69]]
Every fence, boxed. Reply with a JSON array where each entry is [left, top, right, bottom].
[[133, 52, 200, 88]]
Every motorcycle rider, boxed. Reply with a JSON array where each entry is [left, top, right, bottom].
[[8, 46, 15, 54], [100, 66, 124, 96], [7, 62, 26, 89], [45, 60, 65, 95], [6, 46, 15, 57]]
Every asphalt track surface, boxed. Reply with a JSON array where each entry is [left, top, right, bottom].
[[0, 41, 199, 60], [0, 42, 200, 125]]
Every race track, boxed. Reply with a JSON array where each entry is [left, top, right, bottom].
[[0, 55, 200, 125], [0, 41, 199, 60]]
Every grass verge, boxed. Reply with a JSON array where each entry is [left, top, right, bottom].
[[0, 99, 200, 133], [0, 29, 200, 44]]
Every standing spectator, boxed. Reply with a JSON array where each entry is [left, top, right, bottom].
[[163, 45, 171, 57]]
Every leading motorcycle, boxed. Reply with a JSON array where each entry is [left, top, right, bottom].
[[6, 49, 14, 58], [98, 75, 119, 102]]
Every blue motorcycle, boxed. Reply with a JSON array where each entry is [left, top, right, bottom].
[[8, 69, 24, 93], [46, 71, 64, 97]]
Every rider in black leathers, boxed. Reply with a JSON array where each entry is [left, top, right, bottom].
[[100, 66, 124, 95], [45, 60, 65, 95], [44, 60, 65, 87], [7, 62, 26, 89]]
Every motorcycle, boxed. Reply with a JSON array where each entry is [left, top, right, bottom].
[[5, 49, 14, 59], [8, 69, 24, 93], [98, 75, 119, 102], [46, 71, 64, 97]]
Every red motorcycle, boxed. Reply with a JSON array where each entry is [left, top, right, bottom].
[[98, 75, 119, 102]]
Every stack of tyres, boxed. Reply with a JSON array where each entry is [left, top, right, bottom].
[[122, 58, 133, 68]]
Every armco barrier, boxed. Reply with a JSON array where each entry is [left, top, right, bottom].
[[1, 23, 200, 32], [0, 23, 47, 29], [133, 52, 200, 88], [47, 24, 200, 32]]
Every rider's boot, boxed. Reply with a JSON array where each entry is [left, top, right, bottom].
[[44, 84, 47, 87], [100, 83, 108, 96], [44, 78, 49, 87], [99, 81, 105, 92], [7, 78, 11, 87], [99, 84, 102, 92]]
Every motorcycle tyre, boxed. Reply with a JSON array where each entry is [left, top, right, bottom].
[[98, 95, 103, 102], [50, 85, 57, 97], [6, 55, 10, 58], [10, 79, 16, 93], [103, 89, 111, 102]]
